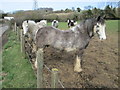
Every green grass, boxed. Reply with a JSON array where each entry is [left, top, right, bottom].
[[48, 21, 81, 30], [48, 22, 68, 30], [106, 20, 119, 32], [2, 30, 36, 88], [48, 20, 119, 32]]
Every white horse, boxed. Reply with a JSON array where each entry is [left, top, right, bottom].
[[22, 20, 29, 35], [22, 20, 47, 67], [4, 17, 14, 21], [38, 20, 47, 27], [52, 20, 59, 28], [22, 20, 47, 40]]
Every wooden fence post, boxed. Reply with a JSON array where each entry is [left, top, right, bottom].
[[51, 68, 59, 88], [21, 29, 25, 53], [14, 22, 16, 32], [37, 48, 44, 88], [17, 27, 20, 41]]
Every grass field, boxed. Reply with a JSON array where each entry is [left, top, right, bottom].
[[2, 20, 119, 88], [2, 30, 36, 88], [48, 20, 119, 32], [48, 21, 81, 30], [106, 20, 119, 32]]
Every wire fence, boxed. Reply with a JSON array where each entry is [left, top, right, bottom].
[[15, 23, 65, 88], [44, 64, 65, 88]]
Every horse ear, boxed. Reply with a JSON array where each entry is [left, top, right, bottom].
[[103, 15, 106, 19], [27, 20, 28, 23], [96, 16, 101, 21]]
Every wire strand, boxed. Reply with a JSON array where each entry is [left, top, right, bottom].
[[44, 64, 65, 88]]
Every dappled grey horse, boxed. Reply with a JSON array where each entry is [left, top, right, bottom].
[[35, 16, 106, 72]]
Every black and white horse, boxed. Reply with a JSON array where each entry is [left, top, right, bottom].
[[35, 16, 106, 72], [52, 20, 59, 28], [67, 19, 77, 28]]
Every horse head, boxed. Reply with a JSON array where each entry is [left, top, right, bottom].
[[94, 16, 106, 40], [22, 20, 29, 35]]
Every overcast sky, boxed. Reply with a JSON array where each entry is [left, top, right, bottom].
[[0, 0, 119, 13]]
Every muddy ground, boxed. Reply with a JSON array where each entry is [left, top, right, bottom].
[[42, 31, 119, 88]]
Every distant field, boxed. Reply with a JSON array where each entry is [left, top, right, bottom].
[[48, 21, 81, 30], [48, 20, 119, 32], [2, 20, 119, 88], [106, 20, 119, 32], [48, 22, 68, 30]]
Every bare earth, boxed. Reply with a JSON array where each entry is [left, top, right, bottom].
[[42, 31, 118, 88]]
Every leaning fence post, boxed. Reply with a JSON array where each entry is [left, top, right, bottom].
[[37, 48, 44, 88], [14, 22, 16, 32], [17, 27, 18, 40], [17, 27, 20, 41], [21, 29, 25, 53], [51, 68, 59, 88]]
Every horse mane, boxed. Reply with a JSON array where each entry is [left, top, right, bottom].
[[81, 18, 96, 37], [69, 18, 96, 37]]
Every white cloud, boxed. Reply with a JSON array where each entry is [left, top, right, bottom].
[[1, 0, 119, 2]]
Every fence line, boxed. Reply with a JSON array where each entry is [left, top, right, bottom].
[[51, 68, 58, 88], [20, 29, 25, 53], [17, 27, 20, 41], [24, 40, 33, 49], [58, 79, 65, 88], [25, 51, 37, 76], [14, 22, 16, 32], [37, 48, 44, 88], [44, 64, 65, 88], [44, 64, 52, 73], [19, 28, 65, 88]]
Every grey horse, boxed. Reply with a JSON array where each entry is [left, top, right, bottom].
[[35, 16, 106, 72]]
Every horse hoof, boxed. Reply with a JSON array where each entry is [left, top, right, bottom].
[[74, 68, 82, 72]]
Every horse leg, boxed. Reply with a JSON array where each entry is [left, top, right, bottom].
[[74, 50, 84, 72], [32, 43, 37, 53], [74, 55, 82, 72], [34, 58, 37, 69], [34, 48, 43, 69]]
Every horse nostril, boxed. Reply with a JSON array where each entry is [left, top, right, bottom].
[[101, 37, 106, 40]]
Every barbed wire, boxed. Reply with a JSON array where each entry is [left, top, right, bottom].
[[43, 64, 65, 88], [58, 79, 65, 88], [44, 64, 52, 73]]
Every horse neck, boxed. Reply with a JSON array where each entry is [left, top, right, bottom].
[[84, 19, 95, 38]]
